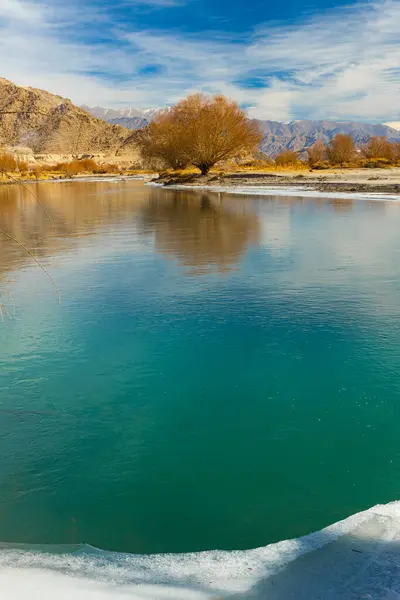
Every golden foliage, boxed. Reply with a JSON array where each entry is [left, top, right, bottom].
[[0, 153, 17, 172], [326, 134, 355, 166], [17, 159, 29, 172], [306, 140, 326, 167], [137, 93, 262, 175], [50, 159, 119, 176], [136, 113, 190, 171], [361, 137, 397, 161], [29, 165, 48, 179], [76, 158, 98, 171], [274, 149, 299, 167], [53, 161, 82, 176], [311, 160, 331, 170]]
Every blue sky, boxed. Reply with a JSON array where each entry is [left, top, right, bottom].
[[1, 0, 399, 122]]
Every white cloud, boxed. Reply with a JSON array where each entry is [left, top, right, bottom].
[[0, 0, 43, 23], [0, 0, 399, 121]]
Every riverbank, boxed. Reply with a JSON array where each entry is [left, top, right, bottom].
[[3, 167, 400, 197], [155, 167, 400, 195], [0, 172, 152, 186]]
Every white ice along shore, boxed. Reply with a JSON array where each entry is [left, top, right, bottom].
[[148, 182, 400, 202], [1, 501, 400, 599]]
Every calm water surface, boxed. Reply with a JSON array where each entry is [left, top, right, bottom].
[[0, 180, 400, 554]]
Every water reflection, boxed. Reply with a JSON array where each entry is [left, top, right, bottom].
[[0, 181, 261, 296], [0, 181, 261, 285], [140, 189, 261, 273], [0, 181, 148, 311]]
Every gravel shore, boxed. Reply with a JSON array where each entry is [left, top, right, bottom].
[[155, 167, 400, 195]]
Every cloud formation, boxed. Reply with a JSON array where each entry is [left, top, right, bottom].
[[0, 0, 399, 121]]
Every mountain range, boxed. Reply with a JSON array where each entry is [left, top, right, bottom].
[[84, 105, 400, 156], [1, 76, 399, 158], [0, 78, 138, 155], [254, 119, 400, 156]]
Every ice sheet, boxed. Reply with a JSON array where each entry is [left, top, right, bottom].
[[1, 502, 400, 599], [148, 182, 400, 201]]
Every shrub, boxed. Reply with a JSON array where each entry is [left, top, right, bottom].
[[275, 150, 299, 167], [63, 161, 82, 176], [50, 159, 103, 176], [17, 159, 29, 172], [0, 153, 17, 172], [29, 165, 49, 179], [78, 158, 98, 171], [361, 158, 392, 169], [92, 163, 120, 174], [240, 155, 274, 169], [312, 160, 331, 170], [54, 160, 92, 176]]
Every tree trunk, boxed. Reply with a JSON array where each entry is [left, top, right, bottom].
[[199, 164, 210, 175]]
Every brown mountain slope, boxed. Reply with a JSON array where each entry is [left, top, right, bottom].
[[0, 77, 138, 154]]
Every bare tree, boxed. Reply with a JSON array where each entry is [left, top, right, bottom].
[[326, 134, 355, 166], [306, 139, 326, 167], [137, 94, 262, 175], [361, 136, 395, 161]]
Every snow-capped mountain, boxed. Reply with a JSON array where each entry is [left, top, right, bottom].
[[81, 105, 166, 131], [81, 105, 163, 121]]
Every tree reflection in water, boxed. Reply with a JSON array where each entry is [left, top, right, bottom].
[[139, 188, 261, 274]]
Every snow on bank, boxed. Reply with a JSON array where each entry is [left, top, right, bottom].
[[148, 182, 400, 202], [1, 502, 400, 599]]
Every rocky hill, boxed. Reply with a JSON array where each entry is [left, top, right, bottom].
[[0, 78, 139, 154]]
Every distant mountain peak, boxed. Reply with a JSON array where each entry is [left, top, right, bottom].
[[82, 105, 165, 122]]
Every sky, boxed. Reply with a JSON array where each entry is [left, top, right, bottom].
[[0, 0, 399, 122]]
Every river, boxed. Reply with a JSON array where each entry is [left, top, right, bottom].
[[1, 179, 400, 596]]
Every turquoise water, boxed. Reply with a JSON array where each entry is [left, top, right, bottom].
[[1, 180, 400, 555]]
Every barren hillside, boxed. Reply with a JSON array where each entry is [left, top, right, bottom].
[[0, 78, 139, 155]]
